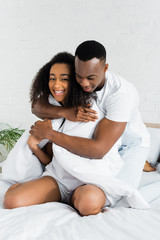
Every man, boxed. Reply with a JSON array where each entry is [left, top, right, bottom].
[[30, 40, 150, 213]]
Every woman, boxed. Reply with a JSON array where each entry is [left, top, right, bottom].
[[27, 51, 97, 166], [3, 52, 108, 214]]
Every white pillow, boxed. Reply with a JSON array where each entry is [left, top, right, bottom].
[[147, 127, 160, 165], [2, 130, 43, 183], [2, 117, 64, 184], [2, 96, 63, 183]]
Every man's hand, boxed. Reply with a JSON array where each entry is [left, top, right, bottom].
[[64, 106, 98, 122], [29, 119, 52, 141]]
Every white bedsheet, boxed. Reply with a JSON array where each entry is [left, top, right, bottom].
[[0, 172, 160, 240]]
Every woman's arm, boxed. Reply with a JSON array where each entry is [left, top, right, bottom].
[[27, 135, 53, 166]]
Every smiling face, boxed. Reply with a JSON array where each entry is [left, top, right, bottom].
[[75, 56, 108, 92], [49, 63, 70, 104]]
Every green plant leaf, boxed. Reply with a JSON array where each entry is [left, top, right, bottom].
[[0, 127, 25, 153]]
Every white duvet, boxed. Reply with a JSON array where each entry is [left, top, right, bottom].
[[51, 144, 149, 209], [2, 96, 150, 209], [0, 172, 160, 240], [0, 93, 160, 239]]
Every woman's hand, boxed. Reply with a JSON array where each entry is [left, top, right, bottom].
[[28, 132, 53, 165], [64, 106, 98, 122], [27, 135, 40, 152]]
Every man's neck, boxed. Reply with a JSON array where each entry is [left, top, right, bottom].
[[95, 77, 106, 92]]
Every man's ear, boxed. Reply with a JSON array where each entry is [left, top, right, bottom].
[[104, 63, 109, 72]]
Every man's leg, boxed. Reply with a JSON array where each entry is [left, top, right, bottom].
[[3, 176, 61, 209], [71, 184, 106, 216], [117, 146, 149, 188], [110, 146, 150, 207]]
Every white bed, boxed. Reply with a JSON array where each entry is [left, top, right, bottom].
[[0, 124, 160, 240]]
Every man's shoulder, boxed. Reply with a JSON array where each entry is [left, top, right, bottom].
[[103, 71, 123, 95], [107, 71, 128, 85], [106, 71, 137, 94]]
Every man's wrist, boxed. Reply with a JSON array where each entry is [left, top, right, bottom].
[[47, 129, 56, 142], [59, 107, 69, 119]]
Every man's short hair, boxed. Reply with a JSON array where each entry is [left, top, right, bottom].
[[75, 40, 106, 62]]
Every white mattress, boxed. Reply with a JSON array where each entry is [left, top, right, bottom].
[[0, 171, 160, 240]]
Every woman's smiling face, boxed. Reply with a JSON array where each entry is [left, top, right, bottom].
[[49, 63, 70, 104]]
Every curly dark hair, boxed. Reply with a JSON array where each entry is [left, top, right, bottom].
[[30, 52, 95, 108]]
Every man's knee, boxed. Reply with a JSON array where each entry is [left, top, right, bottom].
[[72, 185, 106, 216]]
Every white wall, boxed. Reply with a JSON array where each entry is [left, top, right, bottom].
[[0, 0, 160, 129]]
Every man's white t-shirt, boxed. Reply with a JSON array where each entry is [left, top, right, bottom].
[[96, 71, 150, 148]]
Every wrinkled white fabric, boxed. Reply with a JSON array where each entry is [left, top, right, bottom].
[[1, 95, 149, 209], [2, 96, 63, 183]]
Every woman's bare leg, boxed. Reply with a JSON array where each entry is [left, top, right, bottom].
[[3, 176, 61, 209], [71, 184, 106, 216]]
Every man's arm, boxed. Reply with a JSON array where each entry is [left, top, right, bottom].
[[31, 99, 71, 120], [32, 99, 98, 122], [29, 118, 127, 159]]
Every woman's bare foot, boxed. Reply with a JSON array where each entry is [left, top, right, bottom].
[[143, 161, 156, 172]]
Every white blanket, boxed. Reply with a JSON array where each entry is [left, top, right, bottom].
[[2, 97, 63, 183], [52, 144, 150, 209], [1, 96, 149, 209], [0, 172, 160, 240], [2, 130, 43, 183]]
